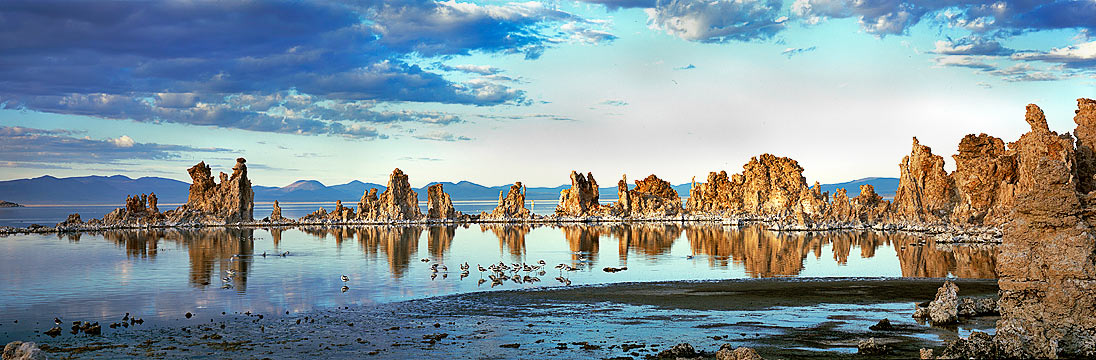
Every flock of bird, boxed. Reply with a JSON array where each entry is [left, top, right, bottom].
[[335, 258, 585, 292]]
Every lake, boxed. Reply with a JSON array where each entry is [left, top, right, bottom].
[[0, 223, 997, 343]]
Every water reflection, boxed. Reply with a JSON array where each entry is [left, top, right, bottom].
[[103, 229, 255, 290], [0, 224, 1001, 337], [90, 224, 999, 290], [479, 224, 531, 261]]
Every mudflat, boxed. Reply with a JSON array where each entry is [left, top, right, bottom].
[[32, 278, 997, 359]]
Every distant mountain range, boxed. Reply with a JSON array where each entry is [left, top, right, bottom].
[[0, 175, 899, 205]]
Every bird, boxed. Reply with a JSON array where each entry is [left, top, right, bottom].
[[430, 273, 437, 280], [537, 260, 546, 266], [54, 318, 62, 325], [280, 251, 289, 257], [261, 251, 267, 257], [460, 262, 470, 271], [478, 264, 487, 272], [341, 286, 349, 292], [460, 272, 469, 280], [420, 258, 430, 262], [478, 278, 487, 286], [341, 275, 349, 282]]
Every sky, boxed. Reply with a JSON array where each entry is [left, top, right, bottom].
[[0, 0, 1094, 188]]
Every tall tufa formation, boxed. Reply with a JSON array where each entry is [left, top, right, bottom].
[[357, 169, 423, 221], [741, 154, 809, 216], [686, 154, 810, 217], [620, 174, 682, 217], [892, 137, 955, 223], [482, 182, 531, 219], [950, 134, 1017, 226], [556, 171, 602, 217], [1074, 98, 1096, 194], [170, 158, 254, 223], [426, 183, 462, 220], [993, 102, 1096, 358], [685, 171, 738, 215]]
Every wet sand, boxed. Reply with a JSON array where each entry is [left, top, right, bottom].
[[25, 278, 997, 359]]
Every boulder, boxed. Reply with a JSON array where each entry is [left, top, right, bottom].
[[857, 337, 889, 355], [938, 331, 997, 359], [2, 341, 45, 360], [656, 343, 698, 359], [926, 281, 959, 325], [715, 344, 763, 360]]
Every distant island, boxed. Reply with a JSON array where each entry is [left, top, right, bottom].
[[0, 201, 20, 208]]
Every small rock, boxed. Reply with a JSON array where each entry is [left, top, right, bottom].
[[657, 343, 698, 359], [499, 343, 520, 349], [716, 344, 763, 360], [869, 318, 895, 331], [857, 338, 889, 355], [2, 341, 46, 360], [919, 348, 934, 359], [938, 331, 996, 359]]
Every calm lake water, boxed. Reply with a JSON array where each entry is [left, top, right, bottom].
[[0, 223, 996, 342]]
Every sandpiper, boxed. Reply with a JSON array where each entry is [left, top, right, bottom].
[[341, 275, 349, 282]]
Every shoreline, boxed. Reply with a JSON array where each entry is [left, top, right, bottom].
[[15, 277, 1000, 359], [1, 216, 1003, 243]]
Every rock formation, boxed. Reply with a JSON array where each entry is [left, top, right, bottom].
[[851, 185, 890, 223], [993, 102, 1096, 358], [482, 182, 531, 219], [912, 280, 959, 325], [270, 200, 284, 221], [347, 169, 422, 222], [793, 182, 828, 224], [377, 168, 422, 220], [301, 200, 356, 222], [84, 192, 166, 227], [892, 137, 955, 223], [357, 188, 381, 220], [1074, 98, 1096, 194], [2, 341, 45, 360], [556, 171, 602, 217], [686, 154, 810, 218], [620, 174, 682, 217], [950, 134, 1016, 226], [169, 158, 254, 223], [685, 171, 737, 215], [426, 183, 463, 220]]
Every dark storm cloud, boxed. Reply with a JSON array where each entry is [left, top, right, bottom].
[[0, 0, 607, 138]]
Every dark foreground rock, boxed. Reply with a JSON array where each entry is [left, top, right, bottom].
[[2, 341, 45, 360]]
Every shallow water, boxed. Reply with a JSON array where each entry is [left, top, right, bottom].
[[0, 224, 997, 342]]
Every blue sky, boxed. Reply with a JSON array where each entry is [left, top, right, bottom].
[[0, 0, 1093, 187]]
